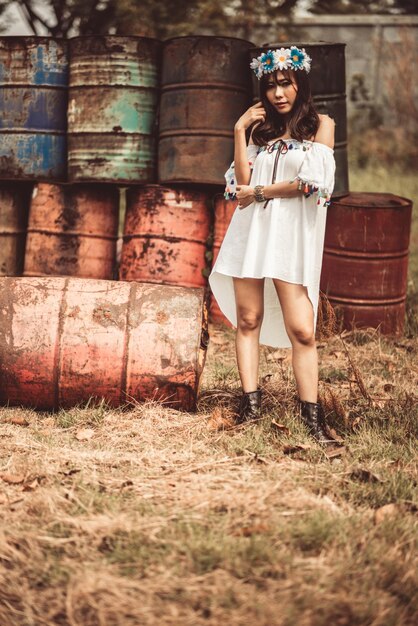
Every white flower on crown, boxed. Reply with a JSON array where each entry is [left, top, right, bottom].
[[301, 49, 312, 72], [273, 48, 292, 71], [250, 57, 264, 79]]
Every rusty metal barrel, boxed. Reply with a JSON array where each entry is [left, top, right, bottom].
[[23, 183, 119, 279], [158, 36, 254, 185], [320, 192, 412, 335], [120, 185, 212, 288], [210, 195, 235, 326], [0, 37, 68, 181], [0, 182, 32, 276], [68, 36, 161, 183], [251, 42, 348, 197], [0, 277, 208, 411]]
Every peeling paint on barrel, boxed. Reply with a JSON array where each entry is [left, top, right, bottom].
[[68, 36, 160, 183], [24, 183, 119, 279], [0, 37, 68, 181], [0, 182, 32, 276], [120, 185, 212, 288], [0, 277, 208, 411], [320, 192, 412, 335]]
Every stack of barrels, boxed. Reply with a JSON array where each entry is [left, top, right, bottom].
[[0, 35, 254, 410], [0, 36, 412, 411]]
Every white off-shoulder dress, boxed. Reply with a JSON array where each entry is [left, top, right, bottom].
[[208, 138, 336, 348]]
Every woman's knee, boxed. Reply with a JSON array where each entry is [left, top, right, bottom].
[[237, 309, 263, 333], [289, 325, 315, 346]]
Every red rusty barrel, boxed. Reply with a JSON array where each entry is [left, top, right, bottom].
[[320, 192, 412, 335], [210, 195, 236, 326], [120, 185, 212, 288], [158, 36, 254, 185], [24, 183, 119, 279], [0, 182, 31, 276], [0, 277, 208, 411]]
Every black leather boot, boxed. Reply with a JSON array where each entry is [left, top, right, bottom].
[[237, 389, 262, 424], [300, 400, 339, 445]]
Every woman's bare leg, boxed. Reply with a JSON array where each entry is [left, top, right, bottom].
[[233, 277, 264, 392], [272, 279, 318, 402]]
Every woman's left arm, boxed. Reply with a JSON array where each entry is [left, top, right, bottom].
[[264, 116, 335, 201], [237, 115, 335, 208]]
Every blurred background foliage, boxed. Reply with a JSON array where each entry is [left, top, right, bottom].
[[0, 0, 417, 39]]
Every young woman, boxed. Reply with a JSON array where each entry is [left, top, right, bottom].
[[209, 47, 339, 444]]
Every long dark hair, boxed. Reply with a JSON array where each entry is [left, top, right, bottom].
[[251, 68, 319, 146]]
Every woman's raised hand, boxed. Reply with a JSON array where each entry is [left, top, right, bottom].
[[234, 102, 266, 132], [236, 185, 255, 209]]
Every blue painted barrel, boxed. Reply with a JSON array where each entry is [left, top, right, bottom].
[[0, 37, 68, 181]]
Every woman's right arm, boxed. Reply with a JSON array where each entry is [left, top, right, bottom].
[[233, 102, 265, 185]]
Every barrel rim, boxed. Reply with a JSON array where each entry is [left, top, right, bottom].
[[163, 35, 255, 46], [126, 183, 208, 195], [0, 35, 68, 44], [331, 192, 412, 209], [256, 41, 347, 50], [68, 34, 161, 44]]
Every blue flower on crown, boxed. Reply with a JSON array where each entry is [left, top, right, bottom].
[[260, 50, 276, 73], [290, 46, 307, 70]]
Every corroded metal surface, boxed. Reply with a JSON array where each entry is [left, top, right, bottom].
[[0, 277, 208, 410], [252, 42, 349, 197], [158, 36, 254, 185], [0, 182, 32, 275], [24, 183, 119, 279], [320, 192, 412, 335], [210, 194, 235, 326], [0, 37, 68, 181], [68, 36, 160, 183], [120, 185, 212, 288]]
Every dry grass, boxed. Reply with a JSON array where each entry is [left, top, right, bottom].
[[1, 165, 417, 625], [1, 322, 417, 626]]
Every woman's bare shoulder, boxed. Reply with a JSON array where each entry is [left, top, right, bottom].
[[318, 113, 335, 127], [314, 114, 335, 148]]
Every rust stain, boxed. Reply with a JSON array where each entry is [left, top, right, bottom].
[[155, 310, 168, 324]]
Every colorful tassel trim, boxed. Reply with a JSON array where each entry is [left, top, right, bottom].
[[292, 176, 332, 207]]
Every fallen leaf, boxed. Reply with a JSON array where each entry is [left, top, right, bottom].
[[331, 351, 344, 359], [327, 427, 344, 443], [207, 407, 235, 431], [60, 468, 81, 477], [325, 445, 346, 458], [271, 419, 290, 435], [244, 449, 270, 465], [374, 503, 400, 524], [233, 524, 270, 537], [22, 477, 41, 492], [283, 444, 312, 455], [348, 468, 383, 483], [1, 472, 26, 485], [75, 428, 95, 441], [5, 416, 29, 427]]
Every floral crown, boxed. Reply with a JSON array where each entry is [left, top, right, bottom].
[[250, 46, 312, 79]]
